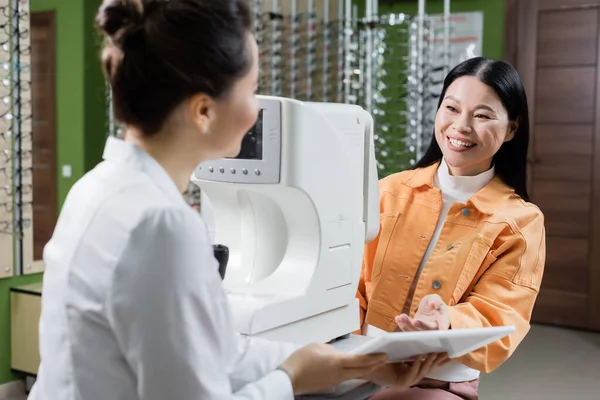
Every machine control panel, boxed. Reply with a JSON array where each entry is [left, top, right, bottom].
[[195, 98, 282, 184]]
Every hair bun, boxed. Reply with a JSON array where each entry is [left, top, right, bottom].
[[96, 0, 145, 42]]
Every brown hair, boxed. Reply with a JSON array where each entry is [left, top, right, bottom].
[[96, 0, 253, 135]]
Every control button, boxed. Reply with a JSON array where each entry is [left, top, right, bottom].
[[242, 168, 248, 175], [447, 243, 454, 251], [231, 168, 236, 174], [462, 208, 470, 217], [432, 280, 442, 290], [219, 167, 225, 173], [255, 169, 261, 176], [208, 166, 214, 173]]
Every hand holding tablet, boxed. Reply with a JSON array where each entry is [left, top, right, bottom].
[[348, 326, 516, 363], [364, 353, 450, 390]]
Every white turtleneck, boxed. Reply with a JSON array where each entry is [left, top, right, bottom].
[[364, 158, 495, 383]]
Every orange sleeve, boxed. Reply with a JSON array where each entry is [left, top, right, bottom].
[[448, 211, 546, 373], [357, 265, 368, 328], [356, 189, 386, 332], [356, 234, 380, 333]]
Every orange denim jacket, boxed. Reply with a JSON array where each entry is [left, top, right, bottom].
[[357, 162, 546, 373]]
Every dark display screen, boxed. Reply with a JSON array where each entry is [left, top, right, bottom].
[[235, 109, 264, 160]]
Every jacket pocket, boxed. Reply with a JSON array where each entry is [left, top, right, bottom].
[[372, 212, 401, 280], [451, 234, 496, 304]]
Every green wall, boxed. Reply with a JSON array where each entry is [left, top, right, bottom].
[[0, 0, 105, 385], [83, 0, 108, 173]]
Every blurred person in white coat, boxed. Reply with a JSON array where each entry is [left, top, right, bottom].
[[29, 1, 447, 399]]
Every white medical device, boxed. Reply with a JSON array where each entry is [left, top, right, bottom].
[[192, 96, 380, 345]]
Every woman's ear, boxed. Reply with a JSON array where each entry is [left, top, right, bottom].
[[505, 118, 519, 142], [188, 93, 215, 135]]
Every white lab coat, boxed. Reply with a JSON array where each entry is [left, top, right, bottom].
[[30, 137, 299, 400]]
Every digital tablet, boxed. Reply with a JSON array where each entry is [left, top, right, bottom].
[[348, 326, 515, 362]]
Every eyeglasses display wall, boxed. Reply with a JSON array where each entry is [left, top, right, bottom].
[[254, 0, 347, 103], [0, 0, 14, 278], [251, 0, 457, 178], [368, 13, 449, 176], [0, 0, 34, 279]]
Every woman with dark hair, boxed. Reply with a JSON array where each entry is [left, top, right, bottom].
[[357, 57, 546, 400], [29, 1, 447, 399]]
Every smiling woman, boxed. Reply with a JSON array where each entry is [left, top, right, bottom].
[[416, 57, 530, 200], [357, 57, 546, 400]]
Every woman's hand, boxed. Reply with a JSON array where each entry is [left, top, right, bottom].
[[280, 343, 389, 395], [395, 294, 451, 331], [365, 353, 449, 389]]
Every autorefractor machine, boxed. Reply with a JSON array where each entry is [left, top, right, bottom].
[[192, 95, 380, 345]]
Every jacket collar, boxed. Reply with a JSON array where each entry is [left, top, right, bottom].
[[400, 160, 516, 214], [102, 137, 188, 207], [400, 162, 438, 189]]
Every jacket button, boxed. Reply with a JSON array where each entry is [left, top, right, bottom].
[[462, 208, 471, 217], [432, 280, 442, 290]]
